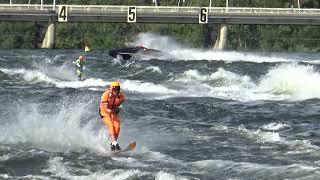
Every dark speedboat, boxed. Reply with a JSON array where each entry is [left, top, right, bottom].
[[109, 46, 162, 60]]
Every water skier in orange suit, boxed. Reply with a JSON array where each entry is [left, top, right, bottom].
[[99, 81, 125, 151]]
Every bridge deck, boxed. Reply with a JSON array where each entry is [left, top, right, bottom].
[[1, 4, 320, 25]]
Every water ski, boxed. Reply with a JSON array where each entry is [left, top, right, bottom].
[[112, 142, 136, 154]]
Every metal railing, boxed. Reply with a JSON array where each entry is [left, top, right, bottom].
[[1, 4, 320, 16], [0, 4, 54, 11]]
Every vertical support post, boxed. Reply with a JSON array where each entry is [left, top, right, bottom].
[[41, 0, 43, 10], [297, 0, 300, 12], [226, 0, 228, 13], [53, 0, 56, 10]]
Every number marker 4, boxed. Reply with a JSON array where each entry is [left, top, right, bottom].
[[58, 5, 68, 22]]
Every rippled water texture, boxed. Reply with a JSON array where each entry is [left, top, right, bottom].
[[1, 42, 320, 179]]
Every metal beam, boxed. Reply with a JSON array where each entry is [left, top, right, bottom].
[[1, 4, 320, 25]]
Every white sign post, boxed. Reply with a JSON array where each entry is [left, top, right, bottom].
[[53, 0, 56, 10]]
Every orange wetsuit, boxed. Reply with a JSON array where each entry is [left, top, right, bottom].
[[99, 88, 125, 139]]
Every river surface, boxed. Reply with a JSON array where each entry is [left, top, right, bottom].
[[1, 47, 320, 179]]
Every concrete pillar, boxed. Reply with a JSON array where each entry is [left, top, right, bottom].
[[41, 21, 56, 48], [214, 25, 227, 49], [203, 24, 227, 50]]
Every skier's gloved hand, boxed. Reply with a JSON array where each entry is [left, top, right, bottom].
[[113, 108, 120, 114]]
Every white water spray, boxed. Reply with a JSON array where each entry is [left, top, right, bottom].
[[129, 32, 296, 62], [0, 95, 108, 153]]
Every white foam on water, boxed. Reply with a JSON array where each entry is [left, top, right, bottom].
[[4, 59, 320, 102], [237, 124, 320, 153], [0, 67, 175, 96], [0, 67, 108, 89], [44, 152, 188, 180], [155, 171, 189, 180], [192, 159, 320, 178], [111, 157, 150, 168], [171, 68, 263, 100], [0, 68, 54, 83], [54, 78, 108, 88], [175, 69, 210, 82], [126, 66, 162, 78], [0, 154, 11, 161], [0, 95, 109, 153], [258, 63, 320, 100], [170, 63, 320, 101], [262, 122, 290, 131], [138, 149, 185, 166], [146, 66, 162, 74], [285, 139, 320, 154], [43, 157, 70, 177], [32, 58, 77, 81], [0, 174, 50, 180], [121, 79, 178, 94], [0, 174, 9, 179], [169, 49, 293, 62], [0, 67, 179, 100], [80, 169, 146, 180], [175, 68, 254, 88], [4, 62, 320, 102], [238, 124, 284, 143], [303, 60, 320, 64], [210, 124, 229, 131], [130, 32, 297, 63], [129, 32, 184, 53], [44, 156, 148, 180]]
